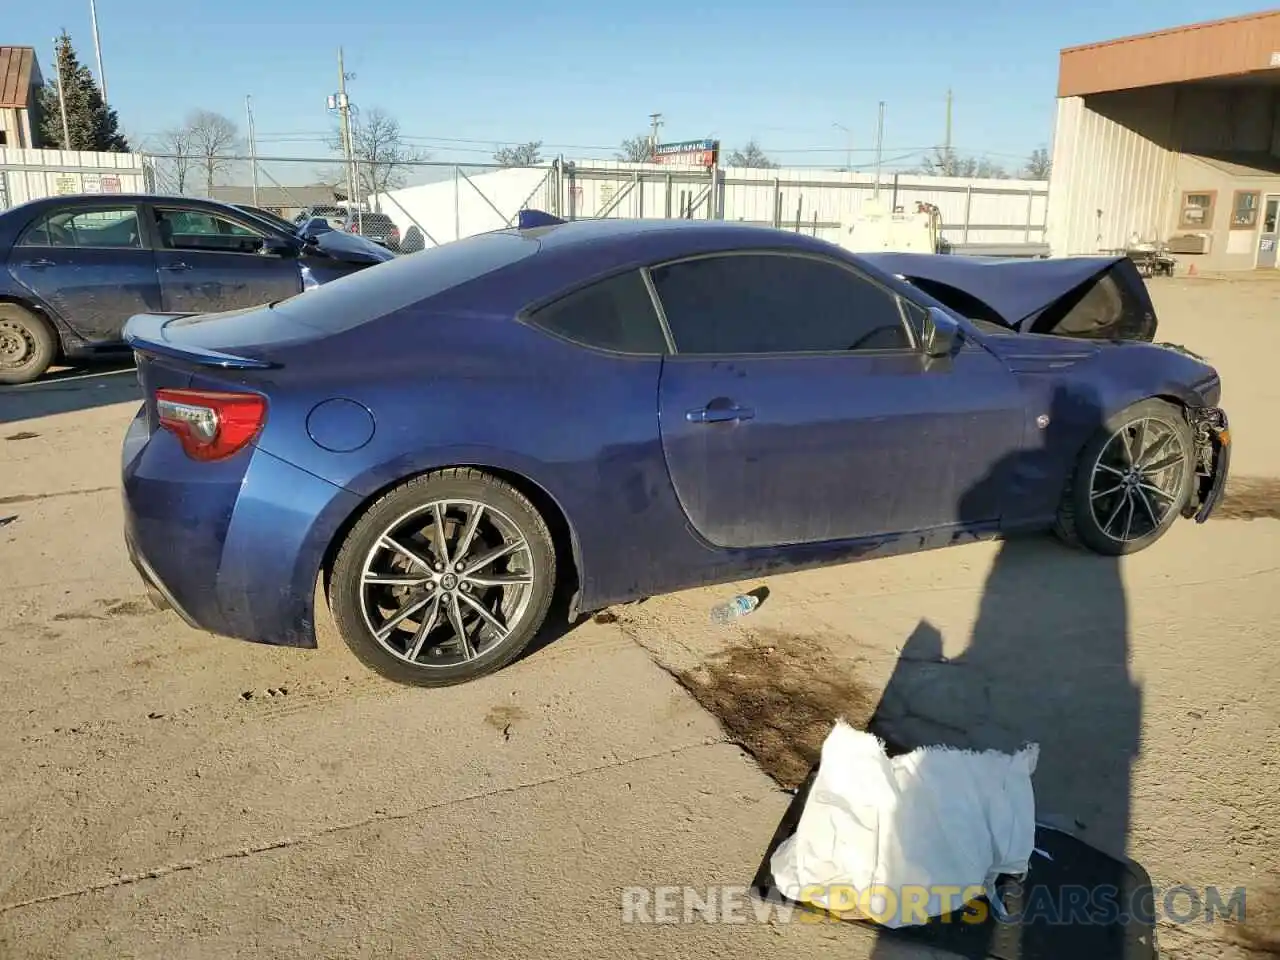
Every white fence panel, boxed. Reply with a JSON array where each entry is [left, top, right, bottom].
[[0, 148, 150, 209], [376, 157, 1049, 252]]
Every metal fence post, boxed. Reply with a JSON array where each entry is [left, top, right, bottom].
[[664, 172, 672, 218], [1025, 186, 1034, 243], [962, 184, 973, 245], [453, 165, 460, 241], [772, 177, 781, 228], [634, 170, 642, 218]]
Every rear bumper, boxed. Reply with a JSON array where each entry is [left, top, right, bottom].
[[1186, 406, 1230, 523], [122, 411, 362, 647]]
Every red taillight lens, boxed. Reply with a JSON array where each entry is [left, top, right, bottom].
[[347, 223, 358, 233], [155, 388, 267, 462]]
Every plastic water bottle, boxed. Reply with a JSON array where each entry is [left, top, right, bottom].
[[709, 593, 760, 625]]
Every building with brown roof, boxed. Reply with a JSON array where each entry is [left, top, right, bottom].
[[0, 46, 44, 149], [1047, 10, 1280, 271]]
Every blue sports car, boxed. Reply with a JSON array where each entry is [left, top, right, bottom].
[[120, 214, 1230, 687], [0, 194, 393, 384]]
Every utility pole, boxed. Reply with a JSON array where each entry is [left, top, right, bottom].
[[648, 112, 663, 158], [245, 95, 260, 207], [872, 101, 886, 200], [53, 35, 71, 149], [337, 47, 357, 210], [833, 122, 852, 171], [88, 0, 107, 102], [944, 87, 953, 156]]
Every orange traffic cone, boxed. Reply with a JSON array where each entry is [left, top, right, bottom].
[[1187, 262, 1197, 277]]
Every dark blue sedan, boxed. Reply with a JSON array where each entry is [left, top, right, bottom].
[[120, 215, 1230, 687], [0, 194, 394, 384]]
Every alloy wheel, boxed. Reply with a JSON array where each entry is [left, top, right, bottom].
[[359, 499, 536, 667], [1088, 416, 1188, 544]]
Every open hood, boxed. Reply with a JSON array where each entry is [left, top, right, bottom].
[[305, 228, 396, 265], [861, 253, 1157, 342]]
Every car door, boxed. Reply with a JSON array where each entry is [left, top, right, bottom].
[[651, 251, 1028, 550], [150, 205, 302, 314], [7, 202, 160, 342]]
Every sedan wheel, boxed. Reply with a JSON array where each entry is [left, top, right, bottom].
[[0, 307, 57, 385], [1055, 399, 1194, 556], [330, 469, 557, 686]]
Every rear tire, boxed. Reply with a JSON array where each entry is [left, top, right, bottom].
[[1054, 399, 1194, 556], [0, 305, 57, 385], [329, 468, 557, 687]]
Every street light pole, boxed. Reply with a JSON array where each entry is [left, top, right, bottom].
[[89, 0, 108, 102]]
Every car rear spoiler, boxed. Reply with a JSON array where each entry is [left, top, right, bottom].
[[123, 313, 279, 370]]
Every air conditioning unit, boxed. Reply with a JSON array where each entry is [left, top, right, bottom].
[[1166, 233, 1209, 255]]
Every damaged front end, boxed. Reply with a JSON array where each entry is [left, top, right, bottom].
[[1182, 406, 1231, 523]]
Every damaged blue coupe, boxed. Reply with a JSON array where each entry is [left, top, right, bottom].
[[120, 215, 1229, 686]]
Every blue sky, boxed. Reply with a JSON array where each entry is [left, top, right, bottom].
[[11, 0, 1278, 173]]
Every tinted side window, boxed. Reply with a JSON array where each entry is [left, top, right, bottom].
[[527, 270, 668, 355], [650, 254, 911, 355]]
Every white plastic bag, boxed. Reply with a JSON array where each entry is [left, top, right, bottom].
[[770, 720, 1039, 927]]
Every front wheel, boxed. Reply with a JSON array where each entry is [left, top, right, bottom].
[[1054, 399, 1195, 556], [329, 468, 557, 687]]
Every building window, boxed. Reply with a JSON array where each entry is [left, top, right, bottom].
[[1230, 191, 1260, 229], [1178, 191, 1216, 230]]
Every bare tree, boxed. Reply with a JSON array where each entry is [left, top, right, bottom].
[[184, 110, 240, 195], [152, 126, 194, 194], [493, 141, 543, 166], [726, 140, 777, 169], [331, 108, 429, 208], [616, 134, 653, 162], [1022, 147, 1052, 179], [915, 146, 1008, 179]]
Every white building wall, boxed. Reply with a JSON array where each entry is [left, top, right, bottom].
[[1046, 92, 1178, 256], [376, 160, 1049, 251], [0, 147, 150, 208]]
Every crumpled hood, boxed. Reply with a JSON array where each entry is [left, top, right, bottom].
[[307, 229, 396, 265]]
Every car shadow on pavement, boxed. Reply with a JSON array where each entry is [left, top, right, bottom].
[[0, 360, 139, 426], [756, 384, 1151, 959]]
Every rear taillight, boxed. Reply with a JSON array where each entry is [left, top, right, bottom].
[[155, 388, 267, 462], [347, 223, 359, 233]]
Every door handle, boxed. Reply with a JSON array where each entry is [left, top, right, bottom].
[[686, 404, 755, 424], [20, 259, 54, 269], [160, 262, 191, 272]]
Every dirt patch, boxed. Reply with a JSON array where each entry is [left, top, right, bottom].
[[674, 629, 876, 789], [1231, 884, 1280, 956], [1215, 477, 1280, 522]]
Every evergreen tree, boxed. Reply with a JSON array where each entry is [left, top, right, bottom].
[[37, 31, 130, 152]]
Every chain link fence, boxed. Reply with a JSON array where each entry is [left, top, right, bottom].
[[3, 149, 1051, 256]]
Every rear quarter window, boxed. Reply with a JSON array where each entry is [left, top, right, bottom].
[[525, 270, 669, 355]]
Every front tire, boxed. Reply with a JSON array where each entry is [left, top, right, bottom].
[[329, 468, 557, 687], [1054, 399, 1195, 556], [0, 305, 57, 385]]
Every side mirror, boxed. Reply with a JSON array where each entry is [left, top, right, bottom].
[[922, 306, 961, 358], [261, 236, 298, 258]]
